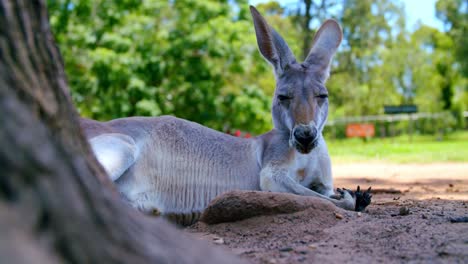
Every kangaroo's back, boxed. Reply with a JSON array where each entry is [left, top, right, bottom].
[[81, 116, 262, 223]]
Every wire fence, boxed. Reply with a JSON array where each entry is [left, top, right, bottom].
[[325, 111, 468, 139], [327, 112, 448, 126]]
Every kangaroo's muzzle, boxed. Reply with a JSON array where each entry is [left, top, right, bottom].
[[292, 125, 318, 154]]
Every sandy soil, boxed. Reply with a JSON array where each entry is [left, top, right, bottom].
[[333, 163, 468, 200], [187, 163, 468, 263]]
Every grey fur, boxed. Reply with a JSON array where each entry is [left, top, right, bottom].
[[80, 6, 354, 225]]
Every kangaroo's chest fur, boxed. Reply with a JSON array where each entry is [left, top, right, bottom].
[[292, 150, 324, 185], [290, 139, 333, 195], [257, 131, 333, 196]]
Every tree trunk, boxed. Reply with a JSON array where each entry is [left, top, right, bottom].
[[0, 1, 242, 263], [302, 0, 313, 60]]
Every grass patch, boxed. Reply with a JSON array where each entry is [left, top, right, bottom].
[[326, 131, 468, 163]]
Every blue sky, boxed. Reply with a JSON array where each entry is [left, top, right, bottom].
[[403, 0, 443, 31], [249, 0, 445, 32]]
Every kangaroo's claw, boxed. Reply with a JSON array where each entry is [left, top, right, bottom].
[[353, 185, 372, 212], [336, 185, 372, 211]]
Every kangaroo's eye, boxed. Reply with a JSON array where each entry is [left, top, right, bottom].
[[316, 94, 328, 99], [277, 95, 292, 102]]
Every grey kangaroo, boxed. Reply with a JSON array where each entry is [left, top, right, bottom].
[[81, 6, 367, 225]]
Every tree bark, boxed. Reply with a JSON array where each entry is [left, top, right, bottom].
[[302, 0, 313, 60], [0, 1, 242, 263]]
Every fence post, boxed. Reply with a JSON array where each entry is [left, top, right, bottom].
[[379, 121, 386, 138], [390, 115, 395, 141], [409, 113, 413, 143]]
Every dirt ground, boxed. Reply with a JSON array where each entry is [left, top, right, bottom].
[[187, 163, 468, 263]]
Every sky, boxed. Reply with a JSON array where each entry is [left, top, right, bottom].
[[249, 0, 445, 32], [403, 0, 444, 31]]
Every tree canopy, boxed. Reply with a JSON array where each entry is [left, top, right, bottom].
[[46, 0, 467, 134]]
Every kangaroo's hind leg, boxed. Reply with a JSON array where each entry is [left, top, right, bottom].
[[89, 133, 139, 181]]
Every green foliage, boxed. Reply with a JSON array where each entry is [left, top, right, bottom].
[[47, 0, 467, 135], [47, 0, 272, 134], [436, 0, 468, 77], [436, 0, 468, 127]]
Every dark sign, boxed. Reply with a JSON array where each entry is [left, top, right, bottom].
[[384, 105, 418, 114]]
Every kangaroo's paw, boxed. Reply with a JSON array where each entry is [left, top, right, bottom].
[[354, 186, 372, 212], [336, 188, 356, 211], [336, 186, 372, 212]]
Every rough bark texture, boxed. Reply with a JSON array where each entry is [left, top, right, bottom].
[[0, 1, 243, 263], [200, 190, 344, 224], [302, 0, 313, 60]]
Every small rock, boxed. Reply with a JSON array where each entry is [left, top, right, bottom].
[[399, 206, 410, 216], [294, 246, 309, 254], [421, 214, 427, 219], [450, 216, 468, 223], [334, 212, 344, 219], [213, 238, 224, 245], [267, 258, 277, 264], [307, 244, 317, 250], [279, 247, 293, 252], [357, 212, 362, 217]]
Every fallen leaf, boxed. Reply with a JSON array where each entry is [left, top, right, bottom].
[[334, 212, 344, 219]]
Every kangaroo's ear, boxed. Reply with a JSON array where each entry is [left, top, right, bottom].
[[304, 19, 342, 81], [250, 6, 296, 75]]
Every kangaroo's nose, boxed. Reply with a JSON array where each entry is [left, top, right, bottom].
[[293, 126, 317, 147]]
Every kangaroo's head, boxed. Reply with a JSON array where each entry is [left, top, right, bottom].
[[250, 6, 342, 154]]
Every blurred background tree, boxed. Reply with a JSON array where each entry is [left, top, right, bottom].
[[436, 0, 468, 127], [46, 0, 467, 135]]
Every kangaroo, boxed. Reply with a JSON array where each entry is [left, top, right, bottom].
[[81, 6, 363, 225]]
